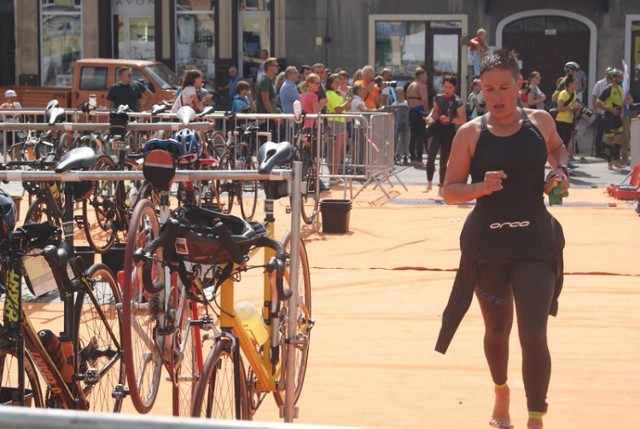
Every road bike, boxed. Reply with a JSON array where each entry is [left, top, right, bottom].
[[0, 222, 124, 411]]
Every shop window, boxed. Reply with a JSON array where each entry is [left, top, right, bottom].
[[176, 1, 216, 84], [40, 0, 82, 87], [375, 21, 427, 77]]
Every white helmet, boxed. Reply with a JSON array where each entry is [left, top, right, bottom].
[[4, 89, 17, 98]]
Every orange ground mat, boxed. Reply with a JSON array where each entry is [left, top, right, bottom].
[[17, 186, 640, 428]]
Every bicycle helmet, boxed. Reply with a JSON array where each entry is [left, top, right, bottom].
[[607, 68, 623, 78], [172, 129, 202, 158], [564, 61, 580, 72], [0, 189, 17, 244]]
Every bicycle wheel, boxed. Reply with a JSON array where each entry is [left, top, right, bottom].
[[83, 155, 118, 253], [0, 348, 44, 407], [74, 263, 124, 412], [191, 336, 250, 420], [205, 131, 227, 160], [172, 299, 203, 416], [292, 144, 317, 225], [216, 152, 235, 214], [24, 195, 59, 226], [273, 232, 312, 407], [121, 198, 164, 413], [238, 156, 258, 221]]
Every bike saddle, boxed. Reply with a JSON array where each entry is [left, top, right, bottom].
[[55, 146, 97, 173], [198, 106, 215, 116], [45, 99, 66, 125], [151, 103, 168, 115], [257, 141, 293, 174]]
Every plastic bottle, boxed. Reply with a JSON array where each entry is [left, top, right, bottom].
[[38, 330, 73, 383], [234, 301, 268, 346]]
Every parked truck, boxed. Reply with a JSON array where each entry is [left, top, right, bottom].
[[0, 58, 180, 110]]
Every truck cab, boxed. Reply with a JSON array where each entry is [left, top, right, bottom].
[[73, 58, 180, 111]]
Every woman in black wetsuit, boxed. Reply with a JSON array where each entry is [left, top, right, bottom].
[[435, 49, 570, 429]]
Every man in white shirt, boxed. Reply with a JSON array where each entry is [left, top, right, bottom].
[[591, 67, 612, 158]]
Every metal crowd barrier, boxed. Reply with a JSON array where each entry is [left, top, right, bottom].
[[0, 407, 362, 429], [0, 109, 404, 199], [0, 166, 304, 424]]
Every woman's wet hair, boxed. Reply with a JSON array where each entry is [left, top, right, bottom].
[[480, 48, 520, 78]]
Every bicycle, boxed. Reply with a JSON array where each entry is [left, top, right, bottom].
[[212, 121, 260, 221], [118, 147, 209, 415], [292, 128, 321, 225], [189, 140, 312, 420], [83, 110, 143, 253], [0, 221, 124, 411]]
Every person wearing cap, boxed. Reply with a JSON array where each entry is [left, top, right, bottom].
[[551, 61, 579, 103], [595, 68, 625, 170], [1, 89, 22, 149], [592, 67, 614, 158]]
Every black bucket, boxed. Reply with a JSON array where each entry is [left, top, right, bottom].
[[75, 246, 95, 268], [320, 199, 352, 234], [101, 244, 126, 274]]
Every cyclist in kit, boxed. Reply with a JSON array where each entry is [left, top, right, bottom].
[[435, 49, 569, 429]]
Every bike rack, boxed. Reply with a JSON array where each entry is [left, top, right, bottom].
[[0, 165, 303, 423]]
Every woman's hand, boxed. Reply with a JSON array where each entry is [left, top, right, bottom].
[[481, 170, 507, 195]]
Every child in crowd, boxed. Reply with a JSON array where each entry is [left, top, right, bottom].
[[230, 81, 255, 113]]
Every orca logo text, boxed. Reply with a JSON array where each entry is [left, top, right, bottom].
[[489, 221, 530, 229]]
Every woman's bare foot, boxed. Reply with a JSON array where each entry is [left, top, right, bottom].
[[489, 384, 512, 428], [527, 417, 543, 429]]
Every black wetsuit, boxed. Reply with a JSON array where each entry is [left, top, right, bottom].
[[435, 109, 565, 413]]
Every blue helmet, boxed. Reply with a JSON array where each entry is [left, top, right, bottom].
[[0, 189, 16, 245], [172, 129, 202, 158]]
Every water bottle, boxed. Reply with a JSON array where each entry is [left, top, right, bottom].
[[38, 330, 73, 383], [234, 301, 268, 346]]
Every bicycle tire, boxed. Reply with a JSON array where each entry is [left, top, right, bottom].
[[74, 263, 125, 412], [191, 336, 250, 420], [217, 152, 235, 214], [238, 156, 258, 221], [205, 131, 227, 160], [272, 232, 312, 407], [84, 155, 118, 253], [0, 348, 44, 407], [292, 144, 317, 225], [24, 195, 59, 226], [172, 299, 203, 416], [121, 198, 164, 413]]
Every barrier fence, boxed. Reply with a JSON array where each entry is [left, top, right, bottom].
[[0, 108, 403, 200], [0, 407, 362, 429]]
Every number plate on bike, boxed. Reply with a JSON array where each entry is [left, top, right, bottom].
[[112, 140, 125, 150]]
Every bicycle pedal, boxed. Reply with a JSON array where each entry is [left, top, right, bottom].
[[112, 384, 130, 399], [73, 214, 86, 228]]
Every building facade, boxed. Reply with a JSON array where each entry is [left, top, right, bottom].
[[2, 0, 640, 107]]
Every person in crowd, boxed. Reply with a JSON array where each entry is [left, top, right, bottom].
[[279, 66, 300, 114], [107, 66, 153, 112], [552, 61, 579, 102], [554, 74, 581, 153], [436, 48, 569, 429], [591, 67, 613, 158], [526, 71, 546, 109], [311, 63, 328, 112], [466, 78, 483, 119], [576, 67, 587, 104], [469, 28, 488, 77], [405, 67, 429, 165], [325, 73, 352, 180], [218, 66, 241, 107], [171, 68, 212, 113], [352, 68, 363, 84], [424, 75, 466, 194], [392, 86, 410, 164], [379, 67, 396, 106], [297, 64, 312, 92], [255, 48, 270, 82], [1, 89, 22, 149], [256, 57, 281, 138], [230, 80, 255, 113], [337, 69, 351, 98], [274, 70, 287, 110], [353, 65, 380, 110], [518, 80, 529, 108], [299, 73, 326, 130], [596, 68, 626, 171]]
